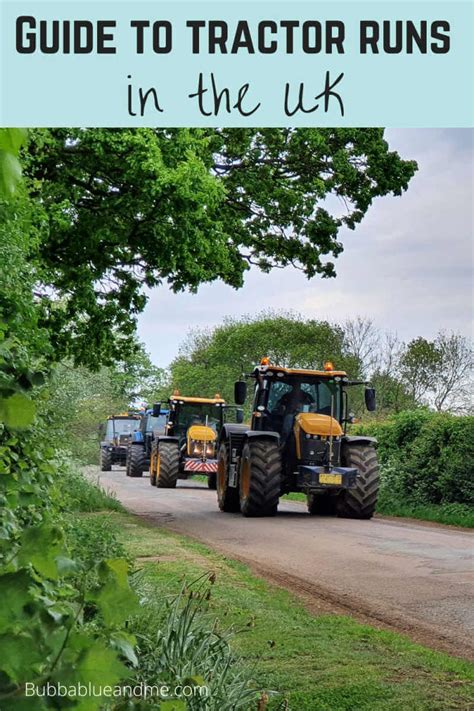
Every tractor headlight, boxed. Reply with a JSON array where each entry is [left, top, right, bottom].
[[189, 440, 203, 456], [205, 444, 215, 457]]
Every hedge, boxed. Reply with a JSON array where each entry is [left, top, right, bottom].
[[354, 411, 474, 507]]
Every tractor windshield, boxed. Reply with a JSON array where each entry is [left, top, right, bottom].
[[146, 414, 168, 434], [263, 376, 341, 434], [105, 418, 139, 438], [175, 403, 222, 437]]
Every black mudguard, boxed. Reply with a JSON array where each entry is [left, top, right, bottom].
[[343, 435, 378, 447], [157, 436, 180, 444], [246, 430, 280, 442]]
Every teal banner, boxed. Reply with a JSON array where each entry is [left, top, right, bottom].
[[1, 1, 473, 126]]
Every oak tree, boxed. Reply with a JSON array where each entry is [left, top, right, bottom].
[[25, 128, 417, 364]]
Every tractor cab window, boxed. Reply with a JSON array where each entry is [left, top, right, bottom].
[[316, 381, 340, 417], [264, 377, 340, 434], [174, 403, 221, 439], [145, 414, 167, 435], [105, 418, 138, 438]]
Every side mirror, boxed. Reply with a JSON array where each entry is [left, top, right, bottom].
[[234, 381, 247, 406], [365, 388, 376, 412], [152, 402, 161, 417], [236, 408, 244, 424]]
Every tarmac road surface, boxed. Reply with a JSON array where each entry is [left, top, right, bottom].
[[87, 466, 474, 660]]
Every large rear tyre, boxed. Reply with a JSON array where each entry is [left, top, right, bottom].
[[100, 449, 112, 472], [337, 444, 380, 519], [157, 442, 179, 488], [128, 445, 145, 478], [307, 494, 337, 516], [208, 473, 217, 490], [217, 443, 240, 513], [239, 439, 281, 517]]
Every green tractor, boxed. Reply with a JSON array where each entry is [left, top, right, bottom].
[[99, 413, 141, 471], [216, 358, 379, 518]]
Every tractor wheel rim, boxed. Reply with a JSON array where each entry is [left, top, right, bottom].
[[157, 454, 161, 479], [241, 457, 251, 499]]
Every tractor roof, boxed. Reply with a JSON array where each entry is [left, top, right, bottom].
[[169, 395, 226, 405], [254, 364, 348, 378], [107, 413, 141, 420]]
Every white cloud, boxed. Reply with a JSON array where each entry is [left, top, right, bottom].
[[137, 129, 474, 367]]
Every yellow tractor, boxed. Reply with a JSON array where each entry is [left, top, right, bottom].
[[149, 392, 243, 489], [217, 358, 379, 518]]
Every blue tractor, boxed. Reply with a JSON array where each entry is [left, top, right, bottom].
[[99, 413, 141, 471], [126, 406, 169, 478]]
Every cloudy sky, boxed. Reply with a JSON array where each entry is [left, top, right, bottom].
[[137, 128, 473, 368]]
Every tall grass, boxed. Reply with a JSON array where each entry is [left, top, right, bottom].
[[132, 572, 267, 710], [54, 461, 124, 513]]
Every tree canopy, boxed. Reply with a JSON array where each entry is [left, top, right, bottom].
[[400, 334, 473, 413], [170, 312, 360, 406], [25, 128, 417, 365]]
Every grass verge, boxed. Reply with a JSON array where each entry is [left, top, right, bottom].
[[281, 493, 474, 528], [375, 500, 474, 528], [77, 508, 473, 711]]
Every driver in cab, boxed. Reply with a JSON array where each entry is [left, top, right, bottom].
[[275, 382, 314, 442]]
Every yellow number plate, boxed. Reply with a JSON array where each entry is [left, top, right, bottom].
[[319, 473, 342, 485]]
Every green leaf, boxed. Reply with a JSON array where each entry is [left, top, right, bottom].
[[98, 558, 129, 588], [0, 570, 35, 633], [0, 150, 22, 196], [77, 641, 128, 687], [52, 635, 128, 711], [110, 631, 138, 666], [0, 633, 45, 682], [0, 128, 27, 154], [88, 558, 139, 626], [17, 525, 65, 580], [55, 555, 79, 576], [0, 393, 36, 429]]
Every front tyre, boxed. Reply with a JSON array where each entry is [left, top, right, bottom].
[[128, 445, 145, 478], [157, 442, 179, 488], [239, 439, 281, 517], [207, 472, 217, 490], [100, 448, 112, 472], [217, 443, 240, 512], [337, 444, 380, 519]]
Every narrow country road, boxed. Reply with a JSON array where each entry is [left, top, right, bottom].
[[88, 466, 474, 660]]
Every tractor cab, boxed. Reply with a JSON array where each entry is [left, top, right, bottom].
[[167, 395, 223, 442], [246, 363, 348, 474], [133, 407, 169, 443]]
